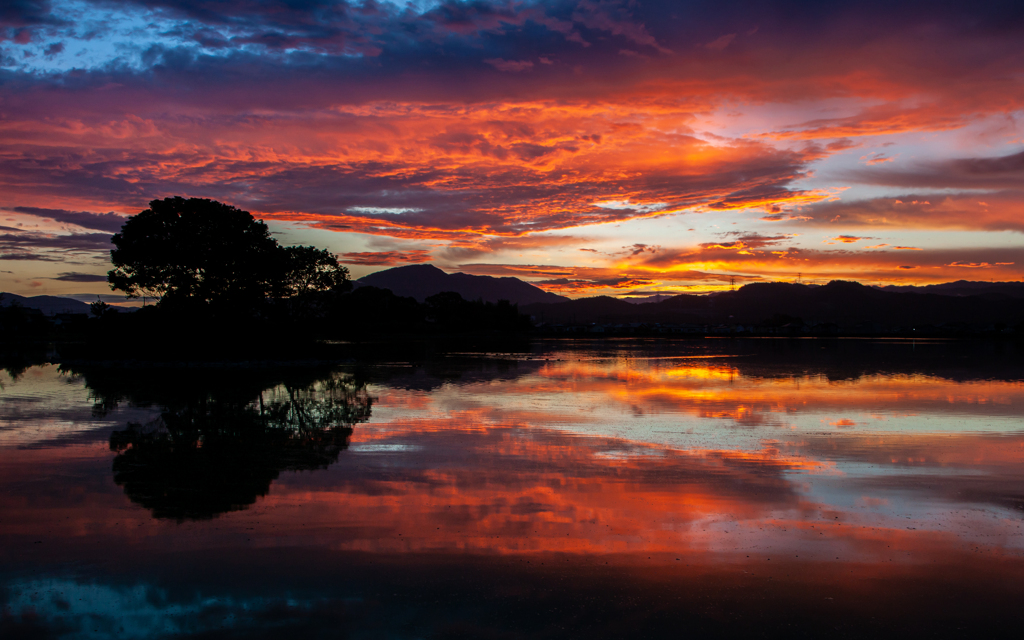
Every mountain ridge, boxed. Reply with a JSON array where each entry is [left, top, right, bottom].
[[8, 278, 1024, 329], [1, 292, 92, 315], [876, 280, 1024, 299], [522, 280, 1024, 328], [355, 264, 568, 305]]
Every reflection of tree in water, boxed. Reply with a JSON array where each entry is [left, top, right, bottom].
[[71, 367, 372, 520]]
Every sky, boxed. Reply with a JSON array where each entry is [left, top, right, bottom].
[[2, 0, 1024, 300]]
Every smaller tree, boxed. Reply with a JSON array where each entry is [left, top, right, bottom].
[[89, 297, 112, 318], [281, 246, 351, 297]]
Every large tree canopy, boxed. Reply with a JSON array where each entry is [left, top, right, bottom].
[[108, 197, 349, 309]]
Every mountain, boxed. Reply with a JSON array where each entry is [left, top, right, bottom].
[[522, 280, 1024, 328], [355, 264, 568, 305], [0, 292, 92, 315], [877, 281, 1024, 300]]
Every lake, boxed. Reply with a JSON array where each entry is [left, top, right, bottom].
[[2, 338, 1024, 638]]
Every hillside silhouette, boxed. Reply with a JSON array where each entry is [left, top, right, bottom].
[[0, 292, 93, 315], [356, 264, 567, 305], [877, 280, 1024, 300], [523, 280, 1024, 331]]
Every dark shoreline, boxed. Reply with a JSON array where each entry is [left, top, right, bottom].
[[6, 336, 1024, 387]]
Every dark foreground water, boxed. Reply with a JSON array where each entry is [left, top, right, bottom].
[[2, 339, 1024, 639]]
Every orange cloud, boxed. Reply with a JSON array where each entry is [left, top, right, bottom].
[[946, 261, 1014, 268], [339, 250, 433, 266], [0, 99, 832, 243], [824, 235, 871, 244], [3, 0, 1024, 294], [451, 239, 1024, 294]]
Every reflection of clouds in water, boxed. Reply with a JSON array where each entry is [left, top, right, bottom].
[[344, 348, 1024, 555], [269, 417, 1023, 559], [390, 360, 1024, 449], [790, 432, 1024, 519], [3, 344, 1024, 637], [0, 365, 160, 447], [245, 419, 829, 555], [350, 443, 422, 453], [337, 377, 1024, 557]]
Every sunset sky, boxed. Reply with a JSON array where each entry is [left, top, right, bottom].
[[2, 0, 1024, 300]]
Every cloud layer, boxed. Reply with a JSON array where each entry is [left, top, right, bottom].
[[2, 1, 1024, 294]]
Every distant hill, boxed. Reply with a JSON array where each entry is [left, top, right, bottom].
[[877, 280, 1024, 300], [522, 280, 1024, 328], [1, 292, 93, 315], [621, 294, 676, 304], [355, 264, 568, 305]]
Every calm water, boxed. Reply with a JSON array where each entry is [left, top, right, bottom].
[[2, 339, 1024, 638]]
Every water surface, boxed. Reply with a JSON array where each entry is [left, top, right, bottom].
[[2, 339, 1023, 638]]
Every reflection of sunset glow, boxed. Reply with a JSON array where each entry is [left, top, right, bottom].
[[6, 357, 1024, 562], [503, 359, 1024, 429], [4, 351, 1024, 636]]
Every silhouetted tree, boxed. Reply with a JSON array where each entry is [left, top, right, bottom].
[[107, 197, 349, 315], [276, 245, 352, 322], [89, 297, 111, 317], [108, 197, 283, 310], [282, 245, 351, 297]]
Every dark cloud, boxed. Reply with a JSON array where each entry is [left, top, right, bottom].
[[91, 0, 1024, 61], [0, 251, 62, 261], [11, 207, 127, 233], [535, 276, 656, 292], [68, 0, 667, 65], [622, 243, 658, 257], [50, 271, 108, 282], [0, 231, 113, 254], [700, 233, 793, 250], [117, 0, 353, 29], [0, 1, 56, 28], [847, 149, 1024, 190], [0, 0, 1012, 117], [616, 289, 693, 297], [792, 192, 1024, 232], [61, 293, 129, 303]]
